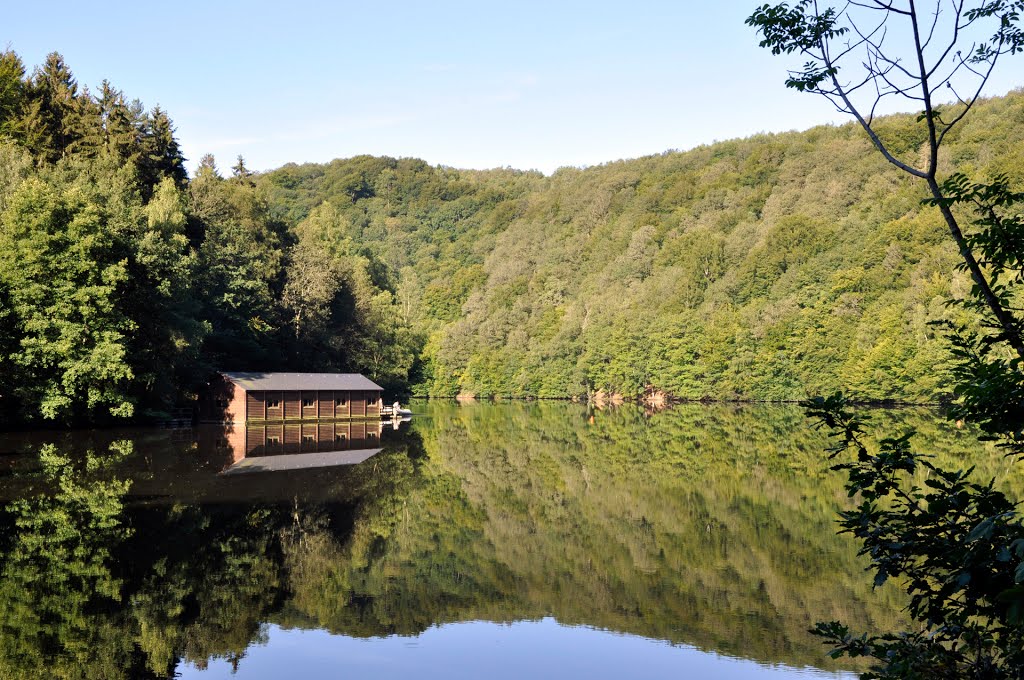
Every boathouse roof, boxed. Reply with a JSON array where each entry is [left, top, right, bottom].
[[221, 372, 384, 392]]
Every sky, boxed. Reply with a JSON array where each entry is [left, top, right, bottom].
[[5, 1, 1023, 175]]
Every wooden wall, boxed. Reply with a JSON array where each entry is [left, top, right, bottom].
[[244, 420, 383, 456], [199, 376, 246, 423], [241, 390, 382, 422]]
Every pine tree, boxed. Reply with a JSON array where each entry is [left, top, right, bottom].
[[97, 80, 138, 162], [231, 154, 254, 185], [66, 85, 102, 158], [139, 106, 186, 197], [0, 50, 27, 141], [196, 153, 220, 178], [26, 53, 81, 163]]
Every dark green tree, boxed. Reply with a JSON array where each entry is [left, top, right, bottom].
[[140, 105, 186, 192], [190, 156, 285, 369], [95, 80, 139, 163], [23, 52, 81, 163], [0, 50, 26, 140], [123, 177, 206, 414]]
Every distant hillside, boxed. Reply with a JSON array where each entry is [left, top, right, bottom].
[[262, 91, 1024, 402]]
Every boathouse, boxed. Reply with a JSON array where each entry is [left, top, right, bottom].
[[199, 372, 384, 424]]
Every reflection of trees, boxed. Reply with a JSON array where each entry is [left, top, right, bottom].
[[0, 407, 1015, 676], [0, 429, 427, 679], [281, 402, 1022, 670], [0, 442, 134, 680], [127, 505, 281, 675]]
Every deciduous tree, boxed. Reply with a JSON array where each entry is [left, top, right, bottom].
[[748, 0, 1024, 356]]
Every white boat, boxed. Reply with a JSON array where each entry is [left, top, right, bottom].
[[382, 403, 413, 418]]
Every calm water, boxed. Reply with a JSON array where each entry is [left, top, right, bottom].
[[0, 401, 1015, 679]]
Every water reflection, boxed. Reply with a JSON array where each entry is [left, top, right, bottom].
[[178, 620, 852, 680], [207, 421, 385, 474], [0, 401, 1015, 679]]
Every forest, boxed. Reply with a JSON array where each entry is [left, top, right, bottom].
[[2, 48, 1024, 425], [0, 50, 417, 427]]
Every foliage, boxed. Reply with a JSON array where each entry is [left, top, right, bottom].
[[804, 395, 1024, 678], [798, 178, 1024, 678], [748, 3, 1024, 677], [6, 47, 1024, 420], [0, 441, 133, 680], [258, 94, 1024, 401], [0, 50, 420, 423]]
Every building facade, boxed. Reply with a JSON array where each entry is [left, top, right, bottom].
[[199, 372, 384, 424]]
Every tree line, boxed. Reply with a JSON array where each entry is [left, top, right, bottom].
[[0, 51, 418, 427], [257, 94, 1024, 403], [4, 50, 1024, 426]]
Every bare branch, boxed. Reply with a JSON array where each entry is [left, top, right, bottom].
[[849, 0, 913, 15], [921, 0, 943, 48], [926, 0, 967, 77], [908, 0, 941, 176], [826, 62, 929, 175], [937, 47, 1000, 145]]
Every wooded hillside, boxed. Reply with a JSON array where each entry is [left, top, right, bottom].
[[2, 47, 1023, 423], [260, 91, 1024, 402]]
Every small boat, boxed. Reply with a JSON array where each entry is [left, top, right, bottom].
[[382, 403, 413, 418]]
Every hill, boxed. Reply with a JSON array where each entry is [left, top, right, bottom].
[[260, 91, 1024, 401]]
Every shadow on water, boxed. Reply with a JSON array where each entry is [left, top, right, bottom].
[[0, 401, 1016, 678]]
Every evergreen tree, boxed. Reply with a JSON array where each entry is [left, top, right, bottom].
[[66, 84, 102, 158], [139, 106, 186, 194], [25, 53, 80, 163], [96, 81, 138, 163], [196, 153, 220, 178], [0, 50, 26, 141], [231, 154, 253, 185]]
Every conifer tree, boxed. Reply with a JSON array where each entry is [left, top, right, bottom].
[[67, 84, 102, 158], [231, 154, 254, 186], [26, 52, 81, 163], [96, 80, 138, 162], [140, 106, 186, 195], [0, 50, 26, 141]]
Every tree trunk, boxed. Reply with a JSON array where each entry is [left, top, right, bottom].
[[926, 175, 1024, 360]]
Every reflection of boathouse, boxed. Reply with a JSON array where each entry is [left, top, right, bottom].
[[200, 372, 384, 424], [241, 420, 381, 457], [205, 421, 385, 475]]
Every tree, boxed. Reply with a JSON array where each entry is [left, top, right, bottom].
[[0, 173, 137, 421], [231, 154, 253, 184], [0, 50, 26, 141], [190, 159, 285, 368], [140, 106, 186, 193], [24, 53, 81, 163], [126, 177, 205, 412], [748, 3, 1024, 677], [747, 0, 1024, 358], [95, 80, 139, 163]]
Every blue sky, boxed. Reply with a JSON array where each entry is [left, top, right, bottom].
[[6, 1, 1023, 175]]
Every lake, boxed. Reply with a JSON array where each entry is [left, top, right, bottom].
[[0, 400, 1015, 679]]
